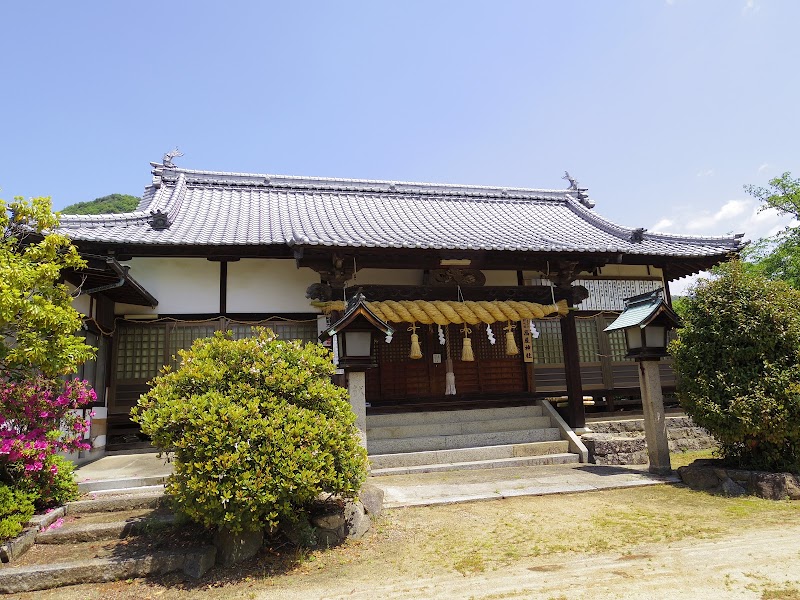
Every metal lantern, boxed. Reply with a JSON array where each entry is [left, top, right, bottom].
[[319, 293, 393, 371], [604, 289, 681, 360]]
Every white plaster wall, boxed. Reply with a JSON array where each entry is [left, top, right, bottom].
[[69, 284, 92, 317], [482, 270, 519, 286], [227, 259, 319, 313], [351, 269, 423, 285], [116, 258, 219, 315]]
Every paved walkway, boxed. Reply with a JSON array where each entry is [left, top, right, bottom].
[[75, 452, 679, 507]]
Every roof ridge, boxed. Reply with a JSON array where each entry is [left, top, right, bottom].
[[565, 198, 744, 248], [156, 165, 572, 198]]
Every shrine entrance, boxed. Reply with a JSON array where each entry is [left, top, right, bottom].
[[365, 323, 527, 407]]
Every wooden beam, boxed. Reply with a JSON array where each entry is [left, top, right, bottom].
[[307, 284, 590, 305], [560, 308, 586, 429]]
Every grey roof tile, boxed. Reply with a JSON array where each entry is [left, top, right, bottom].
[[57, 165, 744, 258]]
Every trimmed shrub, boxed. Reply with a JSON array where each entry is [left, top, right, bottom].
[[132, 329, 368, 534], [671, 262, 800, 473], [0, 484, 36, 542]]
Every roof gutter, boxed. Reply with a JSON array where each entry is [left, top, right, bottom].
[[76, 255, 159, 308]]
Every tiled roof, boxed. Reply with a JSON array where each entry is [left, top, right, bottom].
[[58, 164, 744, 257]]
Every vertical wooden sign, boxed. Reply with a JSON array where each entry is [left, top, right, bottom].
[[521, 319, 534, 363]]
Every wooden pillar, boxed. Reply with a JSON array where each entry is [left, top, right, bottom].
[[560, 308, 586, 429]]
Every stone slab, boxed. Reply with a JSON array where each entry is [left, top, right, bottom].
[[66, 490, 165, 514], [366, 405, 542, 428], [0, 546, 216, 593], [372, 463, 679, 508]]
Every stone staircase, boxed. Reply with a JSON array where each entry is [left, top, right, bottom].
[[368, 403, 581, 475], [0, 488, 216, 594]]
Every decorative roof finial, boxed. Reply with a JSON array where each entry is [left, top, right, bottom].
[[562, 171, 595, 209], [163, 147, 184, 168], [563, 171, 579, 190]]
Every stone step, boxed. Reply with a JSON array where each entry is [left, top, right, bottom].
[[366, 404, 542, 428], [0, 543, 215, 593], [37, 512, 176, 544], [369, 439, 569, 469], [67, 489, 166, 515], [370, 453, 580, 476], [367, 415, 553, 440], [368, 427, 562, 455], [77, 475, 168, 493]]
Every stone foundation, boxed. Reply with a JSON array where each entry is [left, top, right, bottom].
[[678, 460, 800, 500], [582, 417, 716, 465]]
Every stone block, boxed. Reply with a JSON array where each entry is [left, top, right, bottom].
[[719, 478, 747, 497], [313, 511, 345, 531], [183, 546, 216, 578], [677, 465, 723, 491], [751, 472, 791, 501], [0, 528, 36, 563], [213, 527, 263, 567], [359, 484, 384, 517], [344, 501, 371, 540]]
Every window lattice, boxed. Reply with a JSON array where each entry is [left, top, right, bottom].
[[115, 319, 318, 382], [115, 325, 166, 380], [531, 320, 563, 364], [576, 319, 600, 363]]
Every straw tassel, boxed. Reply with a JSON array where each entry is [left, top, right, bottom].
[[408, 324, 422, 359], [445, 357, 456, 395], [461, 324, 474, 362], [504, 321, 519, 356]]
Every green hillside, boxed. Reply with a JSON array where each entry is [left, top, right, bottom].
[[60, 193, 140, 215]]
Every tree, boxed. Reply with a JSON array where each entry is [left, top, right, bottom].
[[1, 197, 95, 379], [671, 261, 800, 473], [0, 196, 95, 516], [743, 172, 800, 288], [60, 193, 140, 215]]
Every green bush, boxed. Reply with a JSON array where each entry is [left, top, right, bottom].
[[13, 455, 79, 510], [0, 484, 36, 542], [671, 261, 800, 473], [132, 329, 368, 534]]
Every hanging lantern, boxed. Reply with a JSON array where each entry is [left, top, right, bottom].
[[408, 323, 423, 360], [504, 321, 519, 356], [461, 324, 474, 362]]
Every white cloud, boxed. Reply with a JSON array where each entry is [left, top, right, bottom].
[[652, 197, 794, 244], [651, 218, 674, 232], [696, 169, 715, 177], [742, 0, 760, 15], [758, 163, 771, 173]]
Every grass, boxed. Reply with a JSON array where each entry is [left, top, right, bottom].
[[670, 447, 717, 469]]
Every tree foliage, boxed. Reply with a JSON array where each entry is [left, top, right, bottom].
[[132, 330, 368, 534], [60, 193, 140, 215], [743, 172, 800, 288], [0, 196, 95, 379], [0, 196, 93, 517], [671, 261, 800, 473]]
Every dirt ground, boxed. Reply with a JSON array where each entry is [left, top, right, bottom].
[[15, 483, 800, 600]]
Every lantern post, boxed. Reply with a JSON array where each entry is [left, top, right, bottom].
[[604, 289, 681, 475], [319, 293, 393, 450]]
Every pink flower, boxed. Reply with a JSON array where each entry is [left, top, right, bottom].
[[49, 464, 59, 475]]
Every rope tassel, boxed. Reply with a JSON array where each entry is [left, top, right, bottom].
[[408, 324, 422, 360], [461, 324, 474, 362], [504, 321, 519, 356], [445, 357, 456, 395]]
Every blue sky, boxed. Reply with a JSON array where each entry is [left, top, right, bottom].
[[2, 1, 798, 291]]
